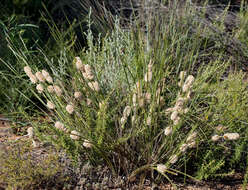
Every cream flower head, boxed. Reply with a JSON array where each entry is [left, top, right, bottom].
[[123, 106, 131, 118], [70, 130, 80, 140], [66, 104, 74, 114], [186, 132, 197, 142], [179, 71, 187, 80], [27, 127, 34, 138], [24, 66, 32, 76], [86, 98, 92, 106], [83, 140, 93, 148], [182, 75, 195, 92], [132, 93, 137, 107], [29, 74, 38, 84], [75, 57, 84, 70], [120, 117, 127, 125], [170, 111, 179, 121], [47, 101, 55, 110], [35, 71, 46, 82], [55, 121, 67, 131], [41, 70, 50, 78], [41, 69, 53, 83], [53, 85, 62, 96], [211, 135, 221, 142], [145, 92, 151, 103], [46, 76, 53, 83], [88, 81, 100, 92], [169, 155, 178, 164], [157, 164, 167, 173], [164, 126, 172, 136], [223, 133, 240, 140], [146, 116, 152, 126], [74, 91, 82, 99], [144, 71, 152, 82], [36, 84, 44, 93], [179, 143, 188, 153], [47, 85, 54, 93]]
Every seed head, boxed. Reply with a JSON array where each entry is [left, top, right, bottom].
[[145, 92, 151, 103], [120, 117, 127, 125], [186, 132, 197, 142], [156, 87, 161, 97], [54, 85, 62, 96], [32, 139, 38, 148], [41, 70, 53, 83], [188, 141, 196, 148], [175, 97, 185, 107], [24, 66, 32, 76], [165, 107, 175, 114], [144, 71, 152, 82], [148, 59, 153, 70], [169, 155, 178, 164], [157, 96, 165, 105], [83, 140, 93, 148], [223, 133, 240, 141], [211, 135, 221, 142], [41, 70, 50, 78], [74, 91, 82, 99], [36, 84, 44, 93], [66, 104, 74, 114], [35, 71, 46, 82], [173, 117, 180, 125], [157, 164, 167, 173], [146, 116, 152, 126], [86, 98, 92, 106], [186, 90, 192, 100], [179, 143, 188, 153], [170, 111, 179, 121], [138, 98, 145, 108], [75, 57, 84, 70], [47, 85, 54, 93], [216, 125, 226, 131], [182, 75, 194, 92], [131, 115, 136, 124], [84, 64, 94, 80], [123, 106, 131, 118], [29, 74, 38, 84], [164, 126, 172, 136], [132, 93, 137, 106], [46, 76, 53, 83], [55, 121, 66, 131], [70, 130, 80, 140], [47, 101, 55, 110], [88, 81, 100, 92], [179, 71, 187, 80], [183, 108, 189, 114], [27, 127, 34, 138]]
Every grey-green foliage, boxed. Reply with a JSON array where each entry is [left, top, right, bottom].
[[86, 19, 136, 92]]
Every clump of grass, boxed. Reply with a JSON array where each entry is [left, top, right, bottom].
[[6, 0, 248, 188]]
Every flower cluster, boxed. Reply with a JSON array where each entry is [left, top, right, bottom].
[[24, 66, 38, 84], [120, 106, 132, 125], [166, 72, 194, 125], [144, 60, 153, 82], [211, 132, 240, 142], [75, 57, 100, 92]]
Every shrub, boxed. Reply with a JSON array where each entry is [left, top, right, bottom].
[[7, 0, 248, 187], [0, 141, 70, 189]]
